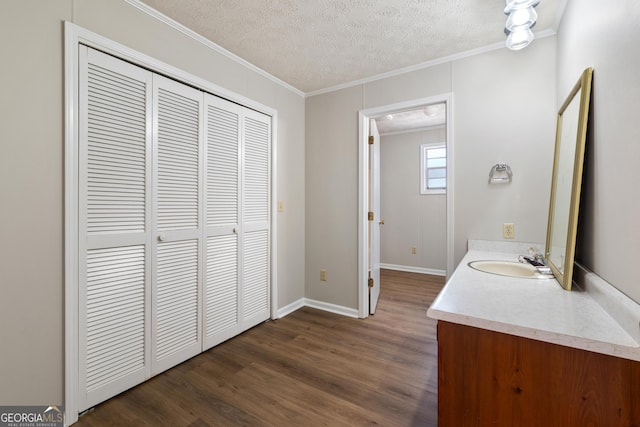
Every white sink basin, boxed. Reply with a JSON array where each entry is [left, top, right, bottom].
[[468, 260, 553, 279]]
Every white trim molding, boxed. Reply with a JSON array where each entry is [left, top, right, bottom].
[[276, 298, 306, 319], [306, 29, 556, 98], [358, 94, 454, 319], [124, 0, 556, 99], [303, 299, 359, 319], [64, 20, 80, 427], [124, 0, 305, 97], [277, 298, 359, 320], [380, 264, 446, 277]]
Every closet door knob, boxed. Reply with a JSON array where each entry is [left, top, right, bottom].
[[158, 234, 167, 242]]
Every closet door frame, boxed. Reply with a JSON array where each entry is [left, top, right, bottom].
[[65, 22, 278, 426]]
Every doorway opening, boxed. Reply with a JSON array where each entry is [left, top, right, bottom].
[[357, 95, 454, 318]]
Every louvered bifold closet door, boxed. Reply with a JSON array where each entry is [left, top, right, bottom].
[[202, 95, 243, 349], [78, 46, 153, 411], [151, 75, 204, 374], [241, 109, 271, 328]]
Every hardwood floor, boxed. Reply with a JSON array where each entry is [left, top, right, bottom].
[[75, 269, 445, 427]]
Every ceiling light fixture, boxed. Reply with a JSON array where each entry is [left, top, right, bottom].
[[423, 104, 441, 117], [504, 0, 540, 50]]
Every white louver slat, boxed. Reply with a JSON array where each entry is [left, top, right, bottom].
[[243, 116, 270, 224], [79, 47, 152, 411], [85, 246, 145, 391], [242, 230, 269, 319], [156, 84, 200, 232], [156, 240, 199, 360], [205, 236, 238, 337], [206, 104, 239, 227], [86, 63, 146, 233]]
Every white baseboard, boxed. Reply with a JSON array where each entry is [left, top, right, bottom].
[[276, 265, 444, 320], [380, 263, 446, 276], [277, 298, 359, 319], [304, 299, 359, 318], [276, 297, 306, 318]]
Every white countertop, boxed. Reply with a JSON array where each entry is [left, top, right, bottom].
[[427, 241, 640, 361]]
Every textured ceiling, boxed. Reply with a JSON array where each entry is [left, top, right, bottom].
[[375, 104, 446, 135], [140, 0, 560, 94]]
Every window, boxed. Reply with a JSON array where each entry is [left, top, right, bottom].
[[421, 143, 446, 194]]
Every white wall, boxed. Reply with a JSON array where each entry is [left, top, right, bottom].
[[557, 0, 640, 303], [380, 128, 447, 272], [306, 36, 557, 309], [0, 0, 305, 405], [453, 38, 557, 263]]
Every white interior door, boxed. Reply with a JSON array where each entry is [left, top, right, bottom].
[[76, 44, 271, 414], [369, 119, 381, 314], [151, 74, 203, 374], [202, 95, 271, 348], [241, 109, 271, 327], [203, 94, 242, 349], [78, 46, 153, 411]]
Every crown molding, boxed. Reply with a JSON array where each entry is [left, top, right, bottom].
[[124, 0, 305, 98], [306, 28, 556, 98], [553, 0, 570, 32], [124, 0, 555, 99]]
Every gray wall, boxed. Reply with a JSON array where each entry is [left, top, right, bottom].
[[380, 128, 447, 272], [557, 0, 640, 303], [305, 36, 557, 309], [453, 38, 557, 263], [0, 0, 305, 405]]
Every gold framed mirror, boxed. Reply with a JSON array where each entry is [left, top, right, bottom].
[[545, 67, 593, 290]]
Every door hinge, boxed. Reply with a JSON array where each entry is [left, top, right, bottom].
[[368, 211, 374, 221], [368, 277, 374, 288], [368, 135, 374, 145]]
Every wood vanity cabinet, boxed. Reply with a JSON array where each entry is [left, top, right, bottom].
[[437, 321, 640, 427]]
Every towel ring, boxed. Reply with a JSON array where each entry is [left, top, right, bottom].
[[489, 163, 513, 184]]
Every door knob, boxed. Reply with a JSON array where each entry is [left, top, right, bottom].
[[158, 234, 167, 242], [379, 220, 385, 225]]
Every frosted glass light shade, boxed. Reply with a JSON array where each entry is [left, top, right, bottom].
[[504, 0, 540, 14], [506, 28, 534, 50], [506, 6, 537, 31]]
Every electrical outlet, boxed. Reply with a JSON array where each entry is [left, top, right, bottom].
[[320, 269, 327, 281], [503, 223, 515, 239], [411, 247, 417, 254]]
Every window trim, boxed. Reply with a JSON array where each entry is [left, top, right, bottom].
[[420, 143, 446, 195]]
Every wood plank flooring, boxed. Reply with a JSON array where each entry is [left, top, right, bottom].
[[75, 269, 445, 427]]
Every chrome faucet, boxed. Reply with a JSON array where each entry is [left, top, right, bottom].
[[519, 247, 552, 275]]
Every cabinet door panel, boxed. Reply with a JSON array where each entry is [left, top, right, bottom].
[[438, 321, 640, 427]]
